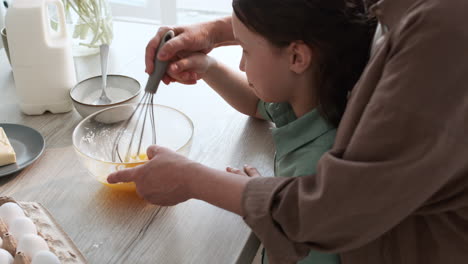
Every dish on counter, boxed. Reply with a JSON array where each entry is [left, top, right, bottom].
[[72, 104, 193, 192], [0, 123, 45, 177]]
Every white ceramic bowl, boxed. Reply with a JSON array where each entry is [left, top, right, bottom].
[[70, 75, 140, 118]]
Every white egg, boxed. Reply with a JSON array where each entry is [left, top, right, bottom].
[[0, 202, 25, 227], [16, 234, 49, 259], [0, 248, 13, 264], [9, 217, 37, 241], [31, 250, 61, 264]]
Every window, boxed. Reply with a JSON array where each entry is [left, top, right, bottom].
[[109, 0, 176, 25], [109, 0, 232, 25], [177, 0, 231, 25]]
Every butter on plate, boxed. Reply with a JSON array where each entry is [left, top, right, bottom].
[[0, 127, 16, 166]]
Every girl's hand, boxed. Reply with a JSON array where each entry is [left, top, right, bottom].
[[166, 53, 216, 84], [226, 165, 261, 177], [146, 17, 234, 85]]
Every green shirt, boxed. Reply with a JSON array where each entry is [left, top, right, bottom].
[[258, 101, 340, 264], [258, 101, 336, 177]]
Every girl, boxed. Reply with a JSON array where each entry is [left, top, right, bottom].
[[164, 0, 375, 263]]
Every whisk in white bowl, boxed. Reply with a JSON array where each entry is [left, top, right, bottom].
[[112, 30, 175, 163]]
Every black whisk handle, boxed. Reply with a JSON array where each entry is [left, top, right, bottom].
[[145, 30, 175, 94]]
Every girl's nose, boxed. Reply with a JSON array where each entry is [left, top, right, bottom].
[[239, 54, 246, 72]]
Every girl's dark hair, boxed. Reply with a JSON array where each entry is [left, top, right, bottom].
[[232, 0, 376, 127]]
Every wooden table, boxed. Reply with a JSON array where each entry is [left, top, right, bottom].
[[0, 21, 274, 263]]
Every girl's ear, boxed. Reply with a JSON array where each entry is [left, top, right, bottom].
[[288, 41, 313, 74]]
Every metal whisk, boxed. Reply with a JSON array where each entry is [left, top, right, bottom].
[[112, 30, 175, 163]]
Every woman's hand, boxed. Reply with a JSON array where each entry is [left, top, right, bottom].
[[145, 17, 234, 85], [107, 145, 251, 215], [107, 145, 198, 206]]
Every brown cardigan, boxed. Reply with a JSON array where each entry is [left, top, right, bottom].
[[242, 0, 468, 263]]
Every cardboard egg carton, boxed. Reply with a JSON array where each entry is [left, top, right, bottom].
[[0, 196, 87, 263]]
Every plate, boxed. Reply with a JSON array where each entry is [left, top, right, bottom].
[[0, 123, 45, 177]]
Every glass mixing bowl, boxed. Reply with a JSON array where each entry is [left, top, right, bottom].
[[72, 103, 194, 192]]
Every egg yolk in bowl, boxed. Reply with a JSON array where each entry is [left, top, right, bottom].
[[96, 154, 149, 192]]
